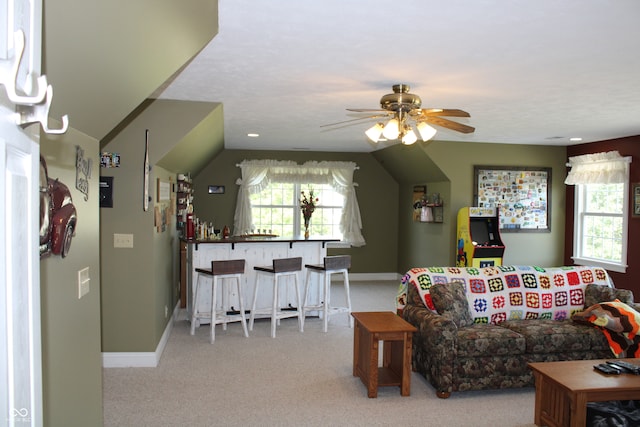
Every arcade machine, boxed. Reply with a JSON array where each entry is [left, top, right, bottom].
[[456, 207, 505, 267]]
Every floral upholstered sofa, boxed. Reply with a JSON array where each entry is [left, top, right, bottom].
[[396, 265, 639, 398]]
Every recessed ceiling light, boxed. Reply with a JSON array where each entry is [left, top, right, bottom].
[[569, 137, 583, 142], [247, 133, 259, 137]]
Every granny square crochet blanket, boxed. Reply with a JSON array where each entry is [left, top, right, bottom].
[[397, 265, 612, 324]]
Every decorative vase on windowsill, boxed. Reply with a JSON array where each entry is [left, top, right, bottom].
[[300, 188, 318, 240], [304, 218, 310, 239]]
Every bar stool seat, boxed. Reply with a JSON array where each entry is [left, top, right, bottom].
[[302, 255, 353, 332], [249, 257, 303, 338], [190, 259, 249, 343]]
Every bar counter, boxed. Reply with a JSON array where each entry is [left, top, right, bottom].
[[184, 235, 339, 249], [182, 237, 340, 322]]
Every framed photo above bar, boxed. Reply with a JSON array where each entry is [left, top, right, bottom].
[[474, 165, 551, 232]]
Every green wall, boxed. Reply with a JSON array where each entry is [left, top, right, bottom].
[[374, 140, 568, 274], [100, 120, 174, 351], [40, 128, 103, 425], [189, 142, 569, 277], [44, 0, 219, 140], [191, 149, 399, 275], [100, 99, 223, 353]]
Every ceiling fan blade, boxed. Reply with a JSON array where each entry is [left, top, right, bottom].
[[346, 108, 388, 113], [419, 108, 470, 118], [424, 116, 475, 134], [320, 113, 391, 128]]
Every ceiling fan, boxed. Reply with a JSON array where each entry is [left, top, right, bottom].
[[322, 84, 475, 145]]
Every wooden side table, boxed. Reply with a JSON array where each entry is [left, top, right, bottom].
[[351, 311, 417, 398]]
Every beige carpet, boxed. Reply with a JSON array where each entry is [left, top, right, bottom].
[[103, 280, 537, 426]]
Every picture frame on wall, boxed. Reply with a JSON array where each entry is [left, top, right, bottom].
[[633, 183, 640, 217], [157, 179, 171, 201], [474, 165, 551, 232], [208, 185, 225, 194]]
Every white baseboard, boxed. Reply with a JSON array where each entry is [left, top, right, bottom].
[[102, 301, 180, 368], [347, 272, 401, 281]]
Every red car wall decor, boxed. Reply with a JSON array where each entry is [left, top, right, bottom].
[[39, 155, 77, 258]]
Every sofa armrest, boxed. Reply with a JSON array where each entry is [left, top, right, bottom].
[[403, 284, 459, 396]]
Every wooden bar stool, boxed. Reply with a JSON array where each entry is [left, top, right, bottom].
[[249, 257, 303, 338], [190, 259, 249, 343], [302, 255, 353, 332]]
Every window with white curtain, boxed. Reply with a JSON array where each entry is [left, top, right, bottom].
[[248, 182, 344, 238], [565, 151, 631, 273], [234, 160, 365, 246]]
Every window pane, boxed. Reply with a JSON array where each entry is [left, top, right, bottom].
[[585, 184, 623, 213], [250, 183, 343, 238], [582, 215, 623, 262]]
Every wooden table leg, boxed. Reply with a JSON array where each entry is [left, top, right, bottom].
[[352, 321, 360, 377], [401, 331, 412, 396], [532, 371, 543, 426], [570, 392, 587, 427], [367, 333, 378, 398]]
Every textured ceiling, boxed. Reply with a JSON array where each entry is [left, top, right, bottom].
[[156, 0, 640, 153]]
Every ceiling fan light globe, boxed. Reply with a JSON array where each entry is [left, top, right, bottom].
[[382, 119, 400, 140], [417, 122, 437, 141], [365, 123, 384, 142], [402, 129, 418, 145]]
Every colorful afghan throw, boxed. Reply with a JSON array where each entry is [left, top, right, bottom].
[[397, 265, 612, 325]]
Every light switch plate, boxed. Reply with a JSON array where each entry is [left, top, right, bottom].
[[78, 267, 90, 299], [114, 233, 134, 248]]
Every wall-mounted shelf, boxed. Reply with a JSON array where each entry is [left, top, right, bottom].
[[420, 203, 444, 223], [412, 186, 443, 223], [176, 174, 193, 231]]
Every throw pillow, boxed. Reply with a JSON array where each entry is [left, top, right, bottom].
[[572, 299, 640, 357], [584, 284, 634, 308], [429, 282, 473, 328]]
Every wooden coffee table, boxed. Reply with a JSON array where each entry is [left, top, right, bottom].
[[529, 358, 640, 427], [351, 311, 417, 398]]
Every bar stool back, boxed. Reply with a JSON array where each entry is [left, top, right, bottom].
[[190, 259, 248, 343], [249, 257, 303, 338], [302, 255, 353, 332]]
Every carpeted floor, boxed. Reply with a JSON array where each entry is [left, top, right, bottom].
[[102, 280, 537, 426]]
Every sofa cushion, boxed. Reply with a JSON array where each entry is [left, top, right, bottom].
[[572, 300, 640, 357], [499, 319, 602, 353], [584, 284, 634, 307], [430, 282, 473, 328], [456, 324, 526, 357]]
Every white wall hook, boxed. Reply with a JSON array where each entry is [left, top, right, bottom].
[[0, 30, 48, 105], [16, 84, 69, 134]]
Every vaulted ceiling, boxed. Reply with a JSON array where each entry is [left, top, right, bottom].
[[155, 0, 640, 153]]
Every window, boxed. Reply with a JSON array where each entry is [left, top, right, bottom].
[[234, 160, 365, 246], [573, 182, 628, 273], [249, 183, 344, 238]]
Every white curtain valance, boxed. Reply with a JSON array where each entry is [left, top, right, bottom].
[[564, 151, 631, 185], [233, 160, 366, 247]]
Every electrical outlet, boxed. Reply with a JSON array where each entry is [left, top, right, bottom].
[[165, 305, 169, 318], [78, 267, 90, 299], [114, 233, 134, 248]]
